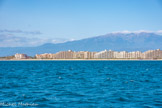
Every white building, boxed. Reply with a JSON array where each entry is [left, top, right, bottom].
[[114, 51, 128, 59], [15, 53, 28, 59], [94, 50, 114, 59]]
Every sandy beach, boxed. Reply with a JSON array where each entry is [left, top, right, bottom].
[[1, 59, 162, 61]]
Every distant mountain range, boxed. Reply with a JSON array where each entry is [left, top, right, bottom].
[[0, 32, 162, 57]]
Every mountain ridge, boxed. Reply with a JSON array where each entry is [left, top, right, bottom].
[[0, 32, 162, 56]]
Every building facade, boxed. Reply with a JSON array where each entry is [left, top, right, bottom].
[[35, 53, 55, 59], [55, 50, 74, 59], [142, 49, 162, 59], [35, 49, 162, 59], [15, 53, 28, 59], [94, 50, 114, 59]]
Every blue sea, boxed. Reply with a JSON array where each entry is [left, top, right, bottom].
[[0, 61, 162, 107]]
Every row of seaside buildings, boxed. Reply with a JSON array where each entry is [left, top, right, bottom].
[[15, 49, 162, 59]]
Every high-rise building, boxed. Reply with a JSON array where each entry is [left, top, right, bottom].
[[35, 53, 55, 59], [143, 49, 162, 59], [34, 49, 162, 59], [94, 50, 114, 59], [55, 50, 74, 59], [114, 51, 128, 59]]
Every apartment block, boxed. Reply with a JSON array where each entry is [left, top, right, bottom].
[[15, 53, 28, 59], [55, 50, 74, 59], [34, 49, 162, 59], [94, 50, 114, 59]]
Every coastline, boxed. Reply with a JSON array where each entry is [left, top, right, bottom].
[[0, 59, 162, 61]]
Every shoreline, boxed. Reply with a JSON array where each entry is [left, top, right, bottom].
[[0, 59, 162, 61]]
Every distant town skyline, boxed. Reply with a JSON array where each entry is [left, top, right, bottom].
[[11, 49, 162, 60], [0, 0, 162, 47]]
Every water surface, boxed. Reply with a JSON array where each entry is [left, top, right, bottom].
[[0, 61, 161, 107]]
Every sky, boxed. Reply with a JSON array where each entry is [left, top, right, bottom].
[[0, 0, 162, 47]]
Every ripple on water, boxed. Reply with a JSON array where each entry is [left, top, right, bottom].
[[0, 61, 161, 107]]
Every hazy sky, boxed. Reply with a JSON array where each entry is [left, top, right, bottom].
[[0, 0, 162, 47]]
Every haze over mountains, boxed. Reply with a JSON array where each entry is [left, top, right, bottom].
[[0, 32, 162, 56]]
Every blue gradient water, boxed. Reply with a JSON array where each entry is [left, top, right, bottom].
[[0, 61, 161, 107]]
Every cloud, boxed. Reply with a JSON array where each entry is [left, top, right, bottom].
[[111, 30, 162, 35], [0, 29, 42, 35], [0, 34, 40, 47], [156, 30, 162, 35], [0, 34, 74, 47], [51, 38, 76, 44]]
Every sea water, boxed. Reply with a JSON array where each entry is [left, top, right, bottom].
[[0, 61, 161, 107]]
